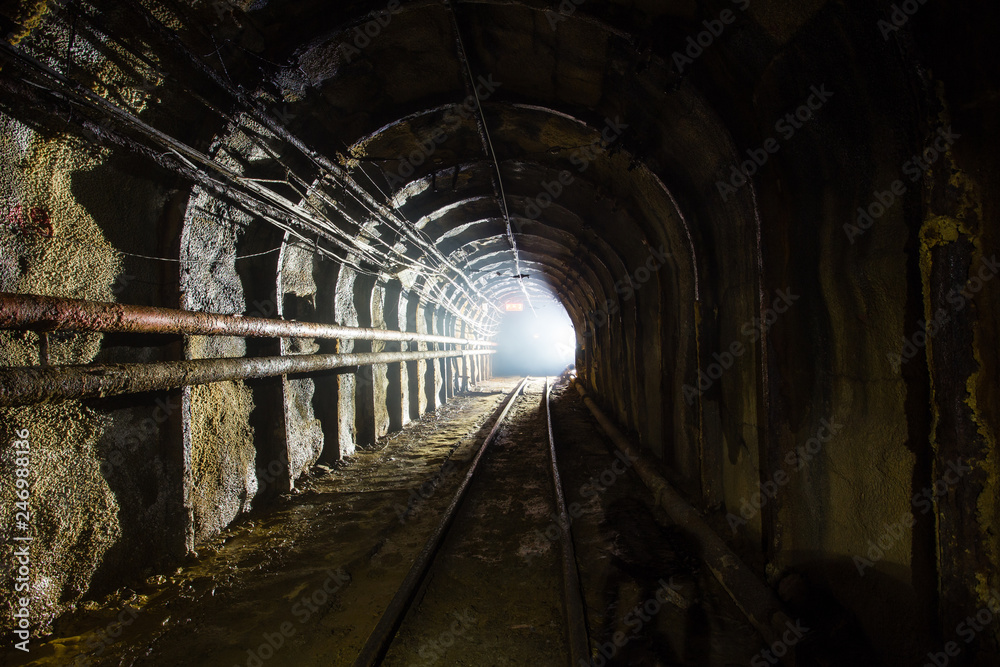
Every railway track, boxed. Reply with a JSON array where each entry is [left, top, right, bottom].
[[352, 376, 590, 666], [7, 375, 791, 666]]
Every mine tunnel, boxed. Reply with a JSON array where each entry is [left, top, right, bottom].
[[0, 0, 997, 664]]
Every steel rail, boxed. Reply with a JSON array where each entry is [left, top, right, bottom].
[[0, 293, 495, 347], [0, 349, 494, 407], [545, 377, 591, 664], [352, 377, 529, 667]]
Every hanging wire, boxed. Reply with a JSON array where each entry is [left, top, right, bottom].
[[120, 246, 281, 264], [3, 0, 501, 337], [445, 1, 535, 318]]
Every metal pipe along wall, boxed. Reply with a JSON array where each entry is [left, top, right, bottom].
[[0, 292, 496, 347], [0, 349, 496, 406]]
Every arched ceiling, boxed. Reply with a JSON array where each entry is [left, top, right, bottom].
[[0, 0, 921, 341], [195, 0, 756, 334]]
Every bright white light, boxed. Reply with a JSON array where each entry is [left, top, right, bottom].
[[493, 302, 576, 376], [554, 322, 575, 350]]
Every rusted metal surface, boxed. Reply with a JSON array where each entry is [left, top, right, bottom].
[[352, 377, 529, 667], [0, 292, 495, 347], [0, 349, 495, 407], [544, 378, 591, 664]]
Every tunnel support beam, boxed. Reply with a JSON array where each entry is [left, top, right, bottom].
[[0, 350, 495, 407], [573, 380, 795, 661]]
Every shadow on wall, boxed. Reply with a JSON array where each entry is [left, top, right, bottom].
[[493, 303, 575, 377]]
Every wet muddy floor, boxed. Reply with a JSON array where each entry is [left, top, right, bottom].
[[383, 378, 566, 666], [6, 375, 767, 667]]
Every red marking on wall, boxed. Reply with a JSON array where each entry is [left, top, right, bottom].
[[4, 204, 53, 237]]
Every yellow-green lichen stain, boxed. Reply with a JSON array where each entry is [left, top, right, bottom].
[[187, 381, 257, 542]]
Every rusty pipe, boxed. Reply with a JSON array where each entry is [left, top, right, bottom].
[[0, 349, 495, 407], [572, 380, 796, 664], [0, 293, 495, 347]]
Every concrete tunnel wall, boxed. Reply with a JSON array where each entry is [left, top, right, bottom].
[[0, 0, 997, 662]]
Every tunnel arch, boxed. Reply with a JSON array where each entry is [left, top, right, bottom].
[[0, 0, 996, 661]]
